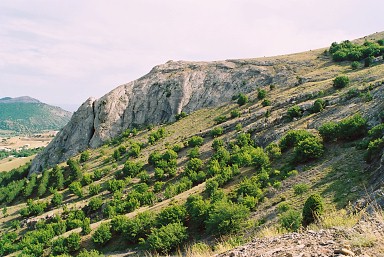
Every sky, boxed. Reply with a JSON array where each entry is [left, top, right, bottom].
[[0, 0, 383, 112]]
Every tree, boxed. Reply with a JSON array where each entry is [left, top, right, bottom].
[[156, 204, 187, 226], [237, 93, 248, 106], [37, 169, 50, 197], [92, 223, 112, 246], [333, 75, 349, 89], [257, 89, 267, 100], [81, 217, 91, 235], [66, 233, 81, 252], [311, 99, 325, 113], [24, 174, 37, 197], [302, 194, 324, 226], [89, 183, 102, 196], [146, 223, 188, 253]]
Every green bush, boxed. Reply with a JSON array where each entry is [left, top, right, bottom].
[[319, 114, 367, 142], [187, 147, 200, 159], [311, 99, 326, 113], [80, 151, 90, 163], [230, 109, 241, 118], [156, 204, 187, 226], [257, 89, 267, 100], [146, 223, 188, 253], [205, 200, 249, 235], [128, 143, 141, 158], [111, 215, 129, 234], [77, 249, 104, 257], [210, 127, 224, 138], [89, 183, 102, 196], [124, 211, 155, 243], [51, 191, 63, 207], [82, 217, 91, 235], [287, 105, 303, 120], [187, 158, 203, 171], [333, 75, 349, 89], [302, 194, 324, 226], [265, 143, 281, 160], [92, 223, 112, 246], [88, 196, 103, 211], [364, 56, 374, 67], [237, 93, 248, 106], [293, 137, 324, 163], [366, 138, 384, 162], [148, 128, 166, 144], [280, 130, 316, 151], [236, 132, 252, 147], [66, 232, 81, 252], [351, 61, 360, 70], [123, 161, 143, 177], [214, 115, 227, 124], [185, 195, 210, 229], [293, 183, 310, 195], [37, 169, 50, 197], [175, 111, 187, 121], [262, 99, 271, 107], [107, 179, 125, 193], [188, 136, 204, 147], [69, 181, 83, 197], [212, 138, 224, 150], [279, 210, 302, 232]]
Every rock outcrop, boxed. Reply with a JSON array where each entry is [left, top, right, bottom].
[[29, 57, 314, 174]]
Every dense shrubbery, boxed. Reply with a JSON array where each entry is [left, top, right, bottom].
[[319, 114, 367, 142], [280, 130, 316, 151], [329, 40, 384, 62], [146, 222, 188, 253], [293, 137, 324, 163], [20, 199, 48, 217]]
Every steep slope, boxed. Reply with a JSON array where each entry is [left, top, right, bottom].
[[0, 32, 383, 257], [0, 96, 72, 133], [30, 50, 326, 173]]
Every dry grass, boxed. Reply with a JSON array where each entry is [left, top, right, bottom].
[[0, 155, 35, 172]]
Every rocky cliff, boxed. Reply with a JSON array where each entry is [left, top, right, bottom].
[[30, 57, 311, 174]]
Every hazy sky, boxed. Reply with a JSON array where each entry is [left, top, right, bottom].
[[1, 0, 383, 111]]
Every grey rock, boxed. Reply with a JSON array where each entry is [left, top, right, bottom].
[[30, 59, 299, 174]]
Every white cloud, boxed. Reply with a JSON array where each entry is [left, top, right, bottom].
[[0, 0, 383, 111]]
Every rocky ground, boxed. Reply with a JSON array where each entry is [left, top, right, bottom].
[[217, 216, 384, 257]]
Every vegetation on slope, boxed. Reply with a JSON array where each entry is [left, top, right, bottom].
[[0, 33, 384, 257]]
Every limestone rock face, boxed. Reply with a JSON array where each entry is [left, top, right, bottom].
[[29, 59, 299, 174]]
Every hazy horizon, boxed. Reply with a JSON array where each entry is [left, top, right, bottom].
[[1, 0, 384, 112]]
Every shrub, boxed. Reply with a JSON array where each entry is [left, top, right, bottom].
[[293, 183, 310, 195], [185, 195, 210, 228], [77, 249, 104, 257], [188, 147, 200, 159], [124, 211, 155, 243], [364, 56, 374, 67], [175, 111, 187, 121], [187, 158, 203, 171], [280, 130, 316, 151], [366, 138, 384, 162], [107, 179, 125, 193], [311, 99, 326, 113], [351, 61, 360, 70], [82, 217, 91, 235], [262, 99, 271, 106], [88, 196, 103, 211], [66, 233, 81, 252], [210, 127, 224, 138], [128, 143, 141, 158], [257, 89, 267, 100], [287, 105, 303, 120], [205, 200, 249, 235], [92, 223, 112, 246], [24, 174, 37, 197], [188, 136, 204, 147], [277, 201, 291, 213], [146, 223, 188, 253], [212, 138, 224, 150], [80, 151, 90, 163], [230, 109, 241, 118], [148, 128, 166, 144], [214, 115, 227, 124], [123, 161, 143, 177], [279, 210, 302, 232], [333, 75, 349, 89], [236, 132, 252, 147], [293, 137, 324, 163], [302, 194, 324, 226], [265, 143, 281, 160], [172, 143, 183, 152], [156, 204, 187, 226], [319, 114, 367, 142], [37, 169, 50, 197], [235, 123, 242, 131], [237, 93, 248, 106], [51, 191, 63, 207], [69, 182, 83, 198], [89, 183, 102, 196], [154, 181, 165, 192]]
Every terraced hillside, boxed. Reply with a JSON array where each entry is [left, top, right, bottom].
[[0, 32, 383, 257]]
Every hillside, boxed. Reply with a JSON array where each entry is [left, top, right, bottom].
[[0, 96, 72, 134], [0, 32, 383, 257]]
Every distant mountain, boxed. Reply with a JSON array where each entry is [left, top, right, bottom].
[[0, 96, 72, 133]]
